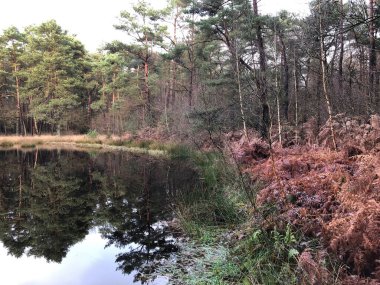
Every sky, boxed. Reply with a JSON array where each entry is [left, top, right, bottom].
[[0, 0, 310, 52]]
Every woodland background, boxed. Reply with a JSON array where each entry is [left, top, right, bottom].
[[0, 0, 378, 139]]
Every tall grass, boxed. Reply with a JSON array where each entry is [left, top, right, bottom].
[[168, 149, 341, 285], [232, 224, 300, 284], [175, 151, 247, 231], [166, 144, 193, 159]]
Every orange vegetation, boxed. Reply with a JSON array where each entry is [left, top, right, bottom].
[[227, 114, 380, 284]]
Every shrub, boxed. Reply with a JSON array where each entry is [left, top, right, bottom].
[[86, 129, 98, 139]]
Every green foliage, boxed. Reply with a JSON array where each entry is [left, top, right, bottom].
[[158, 237, 242, 285], [168, 222, 302, 285], [90, 99, 106, 112], [110, 0, 169, 127], [21, 20, 86, 132], [232, 224, 301, 285], [86, 129, 99, 139], [169, 150, 305, 284], [175, 151, 246, 230], [176, 185, 243, 228], [166, 144, 193, 159]]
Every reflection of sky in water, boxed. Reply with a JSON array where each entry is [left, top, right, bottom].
[[0, 150, 196, 285], [0, 229, 168, 285]]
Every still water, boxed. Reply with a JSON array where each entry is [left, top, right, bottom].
[[0, 149, 196, 285]]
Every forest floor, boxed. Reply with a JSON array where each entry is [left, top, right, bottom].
[[227, 114, 380, 284], [161, 114, 380, 285]]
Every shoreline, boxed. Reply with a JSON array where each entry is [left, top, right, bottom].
[[0, 135, 167, 156]]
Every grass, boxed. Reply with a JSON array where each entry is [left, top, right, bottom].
[[0, 135, 174, 156], [166, 144, 193, 159], [0, 141, 14, 147], [174, 150, 247, 227], [161, 150, 248, 284], [170, 196, 303, 284], [80, 139, 103, 145], [0, 134, 197, 160], [159, 241, 242, 285], [163, 149, 343, 285], [232, 225, 300, 284], [20, 143, 36, 148]]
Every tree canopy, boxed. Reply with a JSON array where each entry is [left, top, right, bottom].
[[0, 0, 378, 137]]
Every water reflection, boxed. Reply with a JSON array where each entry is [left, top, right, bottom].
[[0, 149, 196, 283]]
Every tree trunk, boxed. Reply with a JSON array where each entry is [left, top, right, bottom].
[[293, 47, 299, 144], [319, 1, 337, 150], [338, 0, 344, 96], [188, 7, 196, 108], [279, 35, 289, 121], [234, 40, 248, 139], [253, 0, 269, 139], [144, 59, 150, 121], [112, 72, 116, 105], [18, 175, 22, 218], [88, 89, 92, 129], [14, 64, 24, 135], [144, 27, 151, 124], [170, 6, 179, 107], [274, 27, 282, 145], [368, 0, 377, 112]]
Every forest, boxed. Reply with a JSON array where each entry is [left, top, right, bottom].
[[0, 0, 379, 284], [0, 0, 378, 137]]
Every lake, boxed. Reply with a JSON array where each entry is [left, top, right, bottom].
[[0, 149, 197, 285]]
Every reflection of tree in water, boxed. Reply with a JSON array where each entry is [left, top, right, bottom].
[[0, 150, 98, 262], [96, 159, 179, 281], [0, 150, 197, 281]]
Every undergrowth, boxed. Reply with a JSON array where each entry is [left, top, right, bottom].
[[232, 224, 300, 284], [164, 147, 343, 285]]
